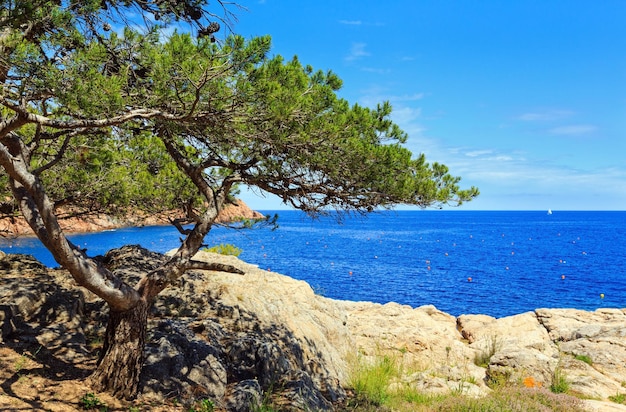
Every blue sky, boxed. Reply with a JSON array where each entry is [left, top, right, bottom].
[[230, 1, 625, 211]]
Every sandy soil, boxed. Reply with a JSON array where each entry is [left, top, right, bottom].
[[0, 341, 193, 411]]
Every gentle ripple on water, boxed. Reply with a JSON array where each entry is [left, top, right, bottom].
[[1, 210, 624, 318]]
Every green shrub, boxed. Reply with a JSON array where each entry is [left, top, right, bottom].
[[204, 243, 242, 256], [486, 369, 512, 389], [349, 355, 397, 405], [188, 398, 214, 412], [550, 366, 570, 394], [574, 354, 593, 365], [347, 352, 444, 411], [609, 393, 626, 404], [80, 393, 106, 411]]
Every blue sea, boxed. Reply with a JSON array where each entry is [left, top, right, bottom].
[[1, 211, 624, 318]]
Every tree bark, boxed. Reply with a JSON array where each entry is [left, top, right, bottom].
[[89, 299, 150, 400]]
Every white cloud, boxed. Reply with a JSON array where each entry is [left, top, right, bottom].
[[339, 20, 362, 25], [345, 43, 370, 61], [357, 86, 424, 108], [465, 150, 493, 158], [438, 142, 626, 209], [391, 106, 423, 125], [518, 110, 574, 122], [392, 93, 425, 102], [352, 91, 623, 210], [361, 67, 391, 74], [549, 125, 597, 136], [493, 155, 514, 162]]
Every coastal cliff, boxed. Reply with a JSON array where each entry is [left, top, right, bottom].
[[0, 199, 265, 237], [1, 247, 625, 411]]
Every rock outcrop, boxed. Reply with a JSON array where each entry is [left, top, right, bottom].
[[0, 199, 265, 237], [1, 246, 625, 411]]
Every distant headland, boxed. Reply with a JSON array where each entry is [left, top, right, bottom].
[[0, 199, 265, 237]]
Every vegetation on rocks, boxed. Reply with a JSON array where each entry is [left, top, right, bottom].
[[346, 348, 585, 411], [204, 244, 243, 257]]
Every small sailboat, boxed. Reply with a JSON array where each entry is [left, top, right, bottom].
[[547, 209, 552, 215]]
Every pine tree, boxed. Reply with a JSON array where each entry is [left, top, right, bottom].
[[0, 0, 478, 398]]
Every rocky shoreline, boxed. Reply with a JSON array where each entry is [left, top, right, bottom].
[[0, 199, 265, 237], [1, 246, 625, 411]]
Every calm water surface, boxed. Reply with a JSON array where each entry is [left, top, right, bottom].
[[2, 211, 624, 318]]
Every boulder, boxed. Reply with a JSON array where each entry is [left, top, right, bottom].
[[224, 379, 262, 412], [459, 311, 560, 387], [140, 319, 228, 403], [536, 308, 626, 399], [536, 308, 626, 342]]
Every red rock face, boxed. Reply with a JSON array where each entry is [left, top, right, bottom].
[[0, 200, 263, 237], [214, 201, 266, 224]]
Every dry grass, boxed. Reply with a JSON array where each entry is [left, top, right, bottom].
[[435, 387, 585, 412], [345, 351, 586, 412]]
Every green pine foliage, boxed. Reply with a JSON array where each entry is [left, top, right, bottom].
[[2, 3, 478, 219]]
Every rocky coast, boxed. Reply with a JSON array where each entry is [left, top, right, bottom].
[[0, 200, 265, 237], [1, 246, 625, 411]]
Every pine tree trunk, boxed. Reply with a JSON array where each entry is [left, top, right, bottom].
[[89, 300, 150, 400]]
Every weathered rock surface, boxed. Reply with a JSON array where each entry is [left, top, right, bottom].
[[1, 246, 625, 411]]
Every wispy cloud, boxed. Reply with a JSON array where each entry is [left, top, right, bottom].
[[383, 105, 625, 209], [361, 67, 391, 75], [549, 125, 597, 136], [518, 110, 574, 122], [358, 87, 424, 107], [384, 103, 622, 209], [392, 93, 425, 102], [465, 150, 493, 158], [339, 20, 384, 27], [345, 42, 370, 61], [391, 106, 423, 125], [438, 142, 626, 208], [339, 20, 362, 25], [471, 149, 524, 163]]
